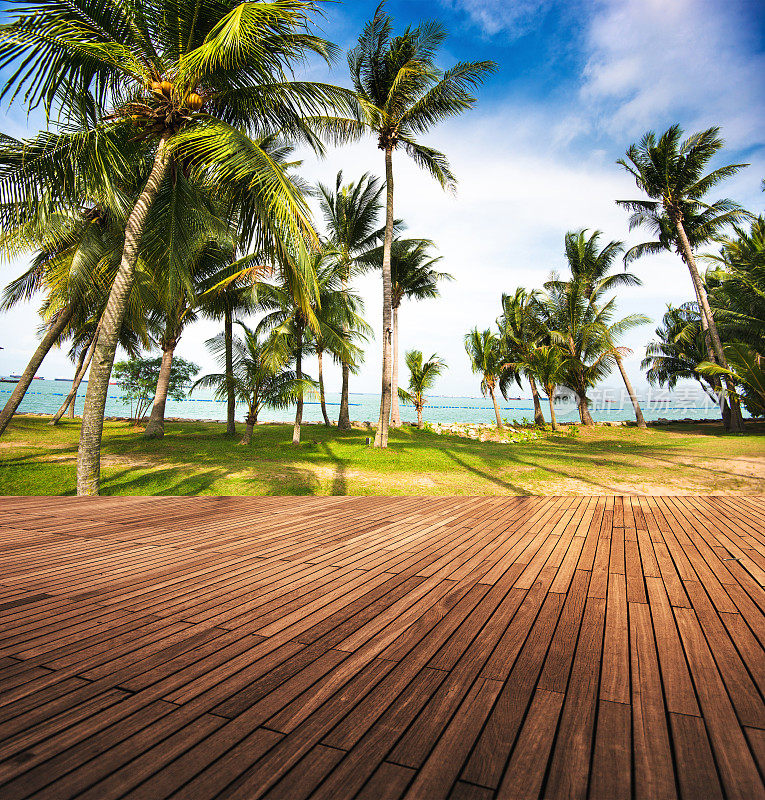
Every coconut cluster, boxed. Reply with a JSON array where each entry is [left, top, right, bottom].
[[149, 81, 204, 111]]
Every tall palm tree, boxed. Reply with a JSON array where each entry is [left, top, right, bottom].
[[192, 322, 310, 445], [617, 125, 749, 432], [312, 4, 494, 447], [464, 328, 507, 428], [0, 0, 355, 493], [497, 288, 547, 425], [399, 350, 447, 429], [526, 345, 568, 431], [552, 229, 647, 427], [317, 171, 386, 428], [359, 237, 451, 427]]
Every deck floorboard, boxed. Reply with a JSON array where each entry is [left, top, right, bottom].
[[0, 495, 764, 800]]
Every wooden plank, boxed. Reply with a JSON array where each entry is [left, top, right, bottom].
[[0, 496, 763, 800]]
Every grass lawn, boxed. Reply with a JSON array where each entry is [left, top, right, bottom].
[[1, 414, 764, 495]]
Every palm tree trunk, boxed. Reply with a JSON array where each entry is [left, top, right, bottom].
[[416, 404, 423, 429], [390, 304, 401, 428], [0, 303, 75, 436], [528, 375, 545, 425], [338, 360, 351, 429], [578, 388, 595, 425], [76, 136, 170, 495], [240, 411, 256, 445], [687, 265, 733, 430], [374, 146, 394, 448], [225, 304, 236, 436], [548, 393, 558, 431], [318, 348, 330, 426], [674, 216, 744, 433], [292, 325, 303, 445], [614, 353, 647, 428], [144, 338, 178, 439], [338, 274, 352, 431], [489, 385, 503, 428], [50, 333, 96, 424]]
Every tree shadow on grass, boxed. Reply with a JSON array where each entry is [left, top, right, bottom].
[[443, 449, 531, 494], [320, 442, 347, 495]]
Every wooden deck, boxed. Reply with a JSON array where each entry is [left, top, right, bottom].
[[0, 496, 764, 800]]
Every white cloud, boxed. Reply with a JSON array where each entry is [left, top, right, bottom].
[[581, 0, 765, 145], [440, 0, 555, 37]]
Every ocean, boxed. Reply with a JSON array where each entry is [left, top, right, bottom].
[[4, 378, 729, 425]]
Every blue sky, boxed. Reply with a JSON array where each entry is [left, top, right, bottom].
[[1, 0, 764, 398]]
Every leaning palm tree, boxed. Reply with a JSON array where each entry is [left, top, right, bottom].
[[317, 171, 386, 428], [359, 237, 451, 426], [192, 323, 311, 445], [464, 328, 506, 428], [552, 229, 647, 427], [399, 350, 447, 429], [617, 125, 749, 432], [0, 0, 356, 493], [0, 182, 151, 435], [526, 345, 568, 431], [312, 4, 494, 447]]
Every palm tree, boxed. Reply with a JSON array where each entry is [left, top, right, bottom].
[[192, 322, 310, 445], [541, 279, 648, 425], [697, 344, 765, 418], [0, 178, 151, 435], [464, 328, 506, 428], [359, 238, 451, 427], [399, 350, 447, 429], [642, 304, 724, 403], [309, 255, 369, 427], [317, 171, 386, 428], [258, 247, 361, 444], [0, 0, 356, 493], [196, 257, 260, 436], [497, 288, 547, 425], [312, 4, 494, 447], [526, 345, 568, 431], [552, 229, 647, 427], [704, 216, 765, 355], [617, 125, 749, 432], [143, 241, 237, 439]]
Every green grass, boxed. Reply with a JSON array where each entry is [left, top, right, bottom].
[[1, 415, 764, 495]]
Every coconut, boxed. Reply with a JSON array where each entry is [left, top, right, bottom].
[[187, 93, 204, 111], [160, 80, 173, 96]]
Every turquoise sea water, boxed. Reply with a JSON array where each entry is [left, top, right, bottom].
[[5, 378, 726, 425]]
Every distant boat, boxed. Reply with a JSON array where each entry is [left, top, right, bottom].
[[0, 377, 19, 383], [32, 376, 44, 380], [55, 378, 71, 382]]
